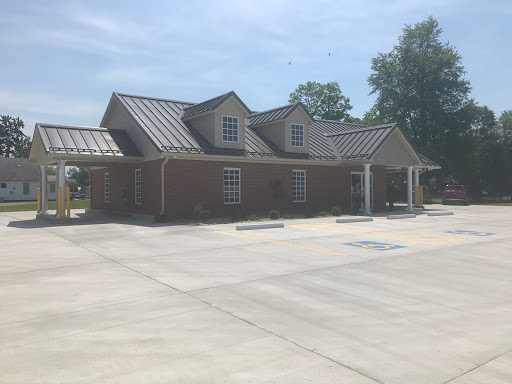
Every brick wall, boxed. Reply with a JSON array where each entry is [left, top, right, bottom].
[[164, 159, 387, 219], [90, 159, 163, 215], [91, 159, 388, 219]]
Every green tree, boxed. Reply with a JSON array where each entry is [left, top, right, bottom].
[[67, 167, 89, 187], [498, 110, 512, 141], [368, 16, 471, 155], [289, 81, 353, 121], [0, 115, 31, 158]]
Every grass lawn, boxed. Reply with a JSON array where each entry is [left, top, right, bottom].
[[0, 199, 90, 212]]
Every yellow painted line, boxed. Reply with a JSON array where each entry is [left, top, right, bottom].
[[215, 231, 348, 256], [289, 225, 461, 244]]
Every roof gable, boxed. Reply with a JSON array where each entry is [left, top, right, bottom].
[[327, 124, 396, 161], [182, 91, 251, 120], [248, 102, 314, 127]]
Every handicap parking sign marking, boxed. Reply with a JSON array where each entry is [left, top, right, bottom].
[[345, 241, 405, 251], [445, 230, 495, 237]]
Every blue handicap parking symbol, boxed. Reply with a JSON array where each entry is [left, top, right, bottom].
[[445, 230, 495, 237], [344, 241, 405, 251]]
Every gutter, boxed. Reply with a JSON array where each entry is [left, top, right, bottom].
[[160, 157, 170, 216]]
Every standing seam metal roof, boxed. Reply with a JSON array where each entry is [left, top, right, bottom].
[[248, 104, 296, 126], [181, 91, 251, 119], [326, 124, 396, 160], [109, 92, 440, 165], [418, 153, 441, 168], [114, 93, 200, 150], [36, 123, 141, 156], [248, 102, 314, 127]]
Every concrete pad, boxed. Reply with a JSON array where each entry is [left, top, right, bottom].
[[1, 204, 511, 383], [0, 262, 176, 324], [236, 222, 284, 230], [448, 352, 512, 384], [336, 217, 374, 223]]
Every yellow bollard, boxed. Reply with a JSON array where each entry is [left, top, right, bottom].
[[37, 188, 41, 213], [417, 186, 424, 207], [57, 187, 62, 219], [66, 187, 71, 219]]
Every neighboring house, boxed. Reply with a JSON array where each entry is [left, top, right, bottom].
[[0, 157, 76, 201], [28, 91, 440, 219]]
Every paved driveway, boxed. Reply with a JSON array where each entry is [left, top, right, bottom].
[[1, 205, 511, 383]]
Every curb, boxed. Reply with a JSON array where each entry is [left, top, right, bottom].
[[336, 217, 374, 223], [387, 214, 416, 220], [236, 223, 284, 231], [427, 211, 454, 216]]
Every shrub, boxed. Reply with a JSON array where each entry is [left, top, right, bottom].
[[231, 209, 247, 222], [193, 202, 210, 222], [247, 213, 258, 221], [269, 209, 280, 220], [304, 207, 316, 218], [331, 206, 342, 216], [317, 211, 329, 217]]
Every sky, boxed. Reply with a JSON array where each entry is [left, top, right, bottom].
[[1, 0, 511, 136]]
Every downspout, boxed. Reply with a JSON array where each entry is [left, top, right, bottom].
[[160, 157, 170, 217]]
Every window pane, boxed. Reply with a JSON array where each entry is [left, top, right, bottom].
[[292, 170, 306, 202], [222, 116, 239, 142], [223, 168, 240, 204]]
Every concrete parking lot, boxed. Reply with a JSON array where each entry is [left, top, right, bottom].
[[1, 205, 511, 383]]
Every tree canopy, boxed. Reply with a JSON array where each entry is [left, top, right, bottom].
[[67, 167, 90, 187], [289, 81, 353, 121], [0, 115, 31, 158], [368, 16, 471, 154]]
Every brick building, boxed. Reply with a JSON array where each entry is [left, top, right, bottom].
[[29, 91, 439, 220]]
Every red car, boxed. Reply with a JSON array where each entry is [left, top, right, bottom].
[[442, 185, 469, 205]]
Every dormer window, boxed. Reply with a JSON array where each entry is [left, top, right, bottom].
[[222, 116, 239, 142], [291, 123, 304, 147]]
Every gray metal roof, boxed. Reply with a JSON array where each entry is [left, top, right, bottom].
[[0, 157, 39, 181], [114, 93, 201, 150], [418, 153, 441, 168], [109, 92, 440, 166], [308, 120, 368, 158], [248, 103, 313, 126], [326, 124, 396, 160], [182, 91, 251, 119], [36, 123, 141, 157]]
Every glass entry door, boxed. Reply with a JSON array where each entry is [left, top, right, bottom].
[[351, 172, 373, 211]]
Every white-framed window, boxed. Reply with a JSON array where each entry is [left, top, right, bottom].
[[291, 123, 304, 147], [104, 173, 109, 203], [135, 169, 142, 205], [293, 170, 306, 202], [222, 116, 239, 142], [224, 168, 240, 204], [1, 182, 6, 188], [49, 183, 56, 193], [23, 182, 30, 195]]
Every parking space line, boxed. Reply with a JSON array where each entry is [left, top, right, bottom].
[[289, 224, 461, 245], [215, 231, 348, 256]]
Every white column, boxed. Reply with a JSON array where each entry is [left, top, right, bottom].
[[407, 166, 414, 213], [364, 164, 371, 215], [57, 160, 66, 216], [414, 168, 420, 207], [40, 165, 48, 214]]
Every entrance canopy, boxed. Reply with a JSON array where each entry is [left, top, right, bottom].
[[29, 123, 143, 167], [326, 124, 440, 171], [29, 123, 143, 217]]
